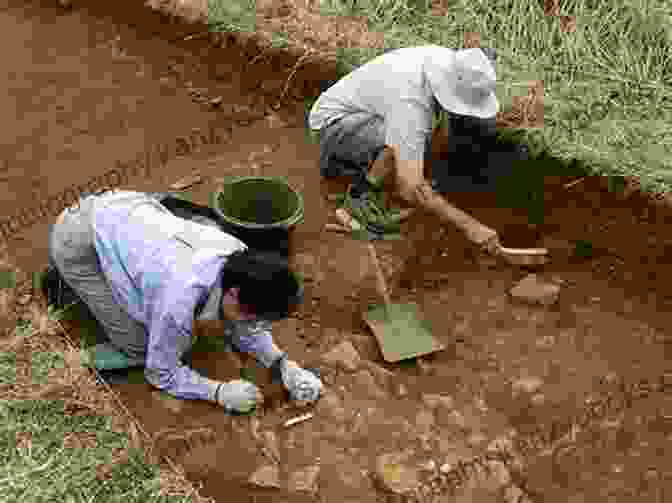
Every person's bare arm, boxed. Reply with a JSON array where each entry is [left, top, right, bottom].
[[393, 155, 501, 254]]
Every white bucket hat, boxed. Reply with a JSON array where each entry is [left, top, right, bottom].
[[424, 47, 499, 119]]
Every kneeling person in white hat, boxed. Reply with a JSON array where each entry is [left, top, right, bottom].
[[309, 46, 500, 249], [47, 190, 322, 414]]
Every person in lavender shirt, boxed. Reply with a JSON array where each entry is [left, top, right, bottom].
[[47, 189, 322, 414]]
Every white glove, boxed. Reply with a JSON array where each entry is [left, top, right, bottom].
[[279, 358, 323, 403], [214, 379, 263, 414]]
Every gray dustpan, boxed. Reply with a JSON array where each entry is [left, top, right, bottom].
[[363, 244, 445, 363]]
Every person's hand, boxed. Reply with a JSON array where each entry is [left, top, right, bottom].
[[214, 379, 264, 414], [280, 359, 323, 403], [477, 229, 501, 257]]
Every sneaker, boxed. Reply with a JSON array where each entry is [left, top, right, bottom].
[[41, 265, 81, 309], [82, 342, 145, 371]]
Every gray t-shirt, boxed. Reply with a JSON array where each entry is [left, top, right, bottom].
[[309, 45, 452, 162]]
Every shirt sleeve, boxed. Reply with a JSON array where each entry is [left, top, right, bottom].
[[384, 96, 434, 162], [143, 294, 220, 402]]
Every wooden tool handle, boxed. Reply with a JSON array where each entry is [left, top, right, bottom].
[[367, 243, 392, 307]]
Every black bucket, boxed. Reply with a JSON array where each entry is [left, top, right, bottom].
[[210, 176, 304, 257]]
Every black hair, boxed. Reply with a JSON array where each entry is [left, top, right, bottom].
[[220, 249, 301, 320]]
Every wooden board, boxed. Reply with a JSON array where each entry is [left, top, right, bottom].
[[363, 303, 444, 363]]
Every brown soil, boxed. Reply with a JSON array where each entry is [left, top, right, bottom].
[[2, 1, 671, 502]]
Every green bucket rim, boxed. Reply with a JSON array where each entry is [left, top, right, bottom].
[[211, 176, 305, 230]]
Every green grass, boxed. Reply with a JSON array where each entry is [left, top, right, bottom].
[[0, 306, 200, 502], [208, 0, 672, 195], [0, 399, 190, 502]]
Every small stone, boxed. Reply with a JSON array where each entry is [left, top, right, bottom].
[[530, 393, 546, 406], [288, 465, 320, 495], [422, 393, 455, 410], [249, 464, 281, 489], [536, 335, 556, 349], [644, 468, 659, 480], [512, 376, 544, 394], [419, 459, 437, 472], [396, 383, 409, 397], [439, 462, 453, 474], [375, 452, 421, 494], [509, 274, 560, 306], [17, 294, 31, 305], [474, 397, 488, 412], [322, 341, 361, 372]]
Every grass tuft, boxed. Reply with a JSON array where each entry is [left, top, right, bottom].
[[207, 0, 671, 193]]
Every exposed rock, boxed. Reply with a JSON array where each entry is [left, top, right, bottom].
[[249, 464, 281, 489], [374, 451, 421, 495], [288, 465, 320, 495], [321, 341, 361, 372], [512, 376, 544, 395], [509, 274, 560, 306]]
